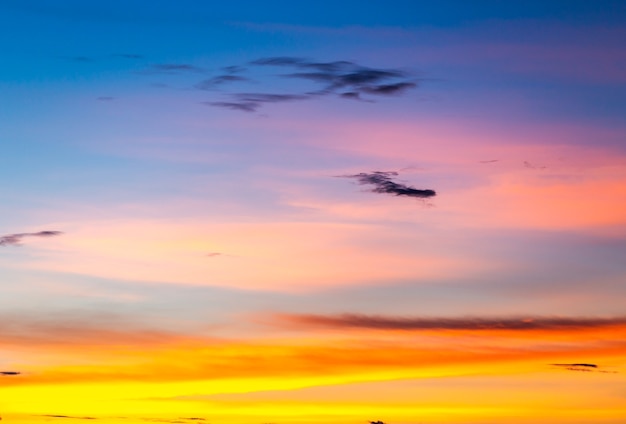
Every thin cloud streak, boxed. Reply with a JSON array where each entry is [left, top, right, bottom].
[[202, 101, 259, 112], [340, 171, 436, 199], [139, 63, 205, 74], [551, 363, 598, 368], [550, 363, 618, 373], [195, 75, 249, 90], [0, 231, 63, 247], [275, 313, 626, 331]]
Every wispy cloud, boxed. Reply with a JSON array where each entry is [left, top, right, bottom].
[[0, 231, 63, 247], [201, 101, 259, 112], [202, 92, 309, 112], [550, 363, 618, 373], [524, 160, 547, 170], [140, 63, 205, 74], [201, 56, 419, 112], [195, 75, 249, 90], [0, 371, 21, 375], [221, 65, 247, 74], [0, 311, 210, 350], [339, 171, 436, 199], [551, 363, 598, 368], [274, 313, 626, 331], [255, 56, 416, 96]]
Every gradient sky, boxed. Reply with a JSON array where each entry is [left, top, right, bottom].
[[2, 1, 626, 423]]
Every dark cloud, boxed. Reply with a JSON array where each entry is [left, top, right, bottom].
[[206, 56, 419, 112], [204, 93, 309, 113], [250, 57, 306, 66], [340, 91, 362, 100], [300, 60, 356, 73], [283, 72, 341, 84], [361, 81, 417, 95], [0, 371, 21, 375], [96, 96, 115, 101], [335, 69, 404, 86], [276, 313, 626, 331], [479, 159, 499, 163], [234, 93, 309, 103], [551, 363, 598, 368], [281, 67, 410, 94], [340, 171, 436, 199], [0, 231, 63, 247], [221, 65, 247, 74], [202, 101, 259, 113], [550, 363, 619, 374], [195, 75, 249, 90], [255, 57, 414, 95]]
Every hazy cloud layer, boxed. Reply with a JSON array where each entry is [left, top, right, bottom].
[[0, 231, 63, 247], [275, 313, 626, 331], [340, 171, 436, 199]]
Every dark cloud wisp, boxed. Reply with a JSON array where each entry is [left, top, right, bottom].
[[195, 75, 249, 90], [202, 101, 259, 113], [0, 231, 63, 247], [276, 313, 626, 331], [340, 171, 436, 199], [0, 371, 21, 375], [141, 63, 204, 74], [256, 56, 415, 96], [234, 93, 309, 103], [202, 92, 309, 112], [551, 363, 598, 368], [202, 56, 419, 112], [550, 363, 618, 374]]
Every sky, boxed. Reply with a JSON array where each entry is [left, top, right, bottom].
[[1, 1, 626, 423]]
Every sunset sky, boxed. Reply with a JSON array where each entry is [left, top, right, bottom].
[[1, 1, 626, 423]]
